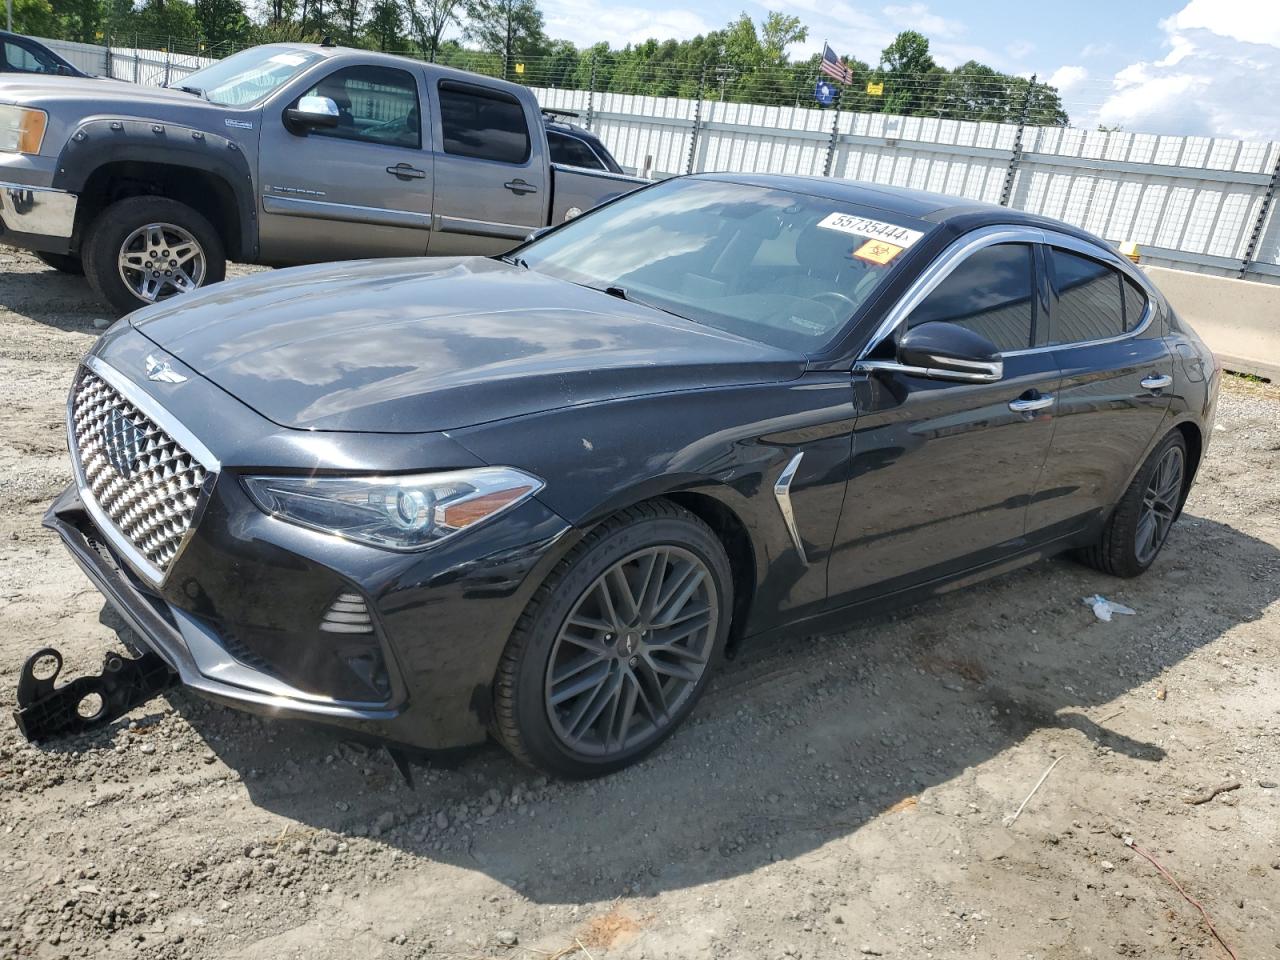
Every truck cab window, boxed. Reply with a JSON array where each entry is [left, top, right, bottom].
[[301, 66, 421, 148], [438, 81, 531, 164], [547, 131, 603, 170]]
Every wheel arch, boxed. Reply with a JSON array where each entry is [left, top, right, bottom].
[[1170, 417, 1204, 507], [53, 119, 257, 261]]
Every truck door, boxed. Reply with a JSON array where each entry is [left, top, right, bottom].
[[427, 78, 548, 256], [257, 62, 433, 265]]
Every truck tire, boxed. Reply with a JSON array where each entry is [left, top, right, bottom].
[[34, 251, 84, 275], [83, 196, 225, 316]]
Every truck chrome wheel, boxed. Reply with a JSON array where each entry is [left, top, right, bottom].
[[117, 223, 206, 303], [545, 545, 717, 758]]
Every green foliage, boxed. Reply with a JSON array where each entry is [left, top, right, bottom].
[[21, 2, 1070, 126]]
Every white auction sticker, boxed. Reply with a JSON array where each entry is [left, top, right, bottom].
[[817, 212, 925, 247]]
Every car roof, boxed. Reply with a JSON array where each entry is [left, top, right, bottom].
[[693, 172, 1107, 248], [274, 43, 532, 100]]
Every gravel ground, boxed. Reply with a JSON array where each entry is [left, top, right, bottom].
[[1, 248, 1278, 960]]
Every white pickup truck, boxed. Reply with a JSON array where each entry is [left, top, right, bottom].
[[0, 41, 646, 313]]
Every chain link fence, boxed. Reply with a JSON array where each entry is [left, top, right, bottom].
[[32, 34, 1280, 283]]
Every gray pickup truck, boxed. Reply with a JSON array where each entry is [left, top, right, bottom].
[[0, 42, 644, 313]]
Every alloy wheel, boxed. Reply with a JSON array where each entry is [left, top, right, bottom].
[[117, 223, 206, 303], [545, 546, 718, 757], [1135, 444, 1184, 565]]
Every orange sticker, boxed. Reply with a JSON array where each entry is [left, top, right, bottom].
[[852, 239, 904, 265]]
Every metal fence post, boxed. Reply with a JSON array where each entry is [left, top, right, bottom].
[[685, 67, 706, 175], [822, 86, 842, 177], [1000, 73, 1035, 207], [1239, 148, 1280, 279], [133, 34, 140, 84], [585, 52, 596, 131], [163, 37, 172, 87]]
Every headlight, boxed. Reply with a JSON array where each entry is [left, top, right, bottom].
[[242, 468, 543, 551], [0, 105, 48, 155]]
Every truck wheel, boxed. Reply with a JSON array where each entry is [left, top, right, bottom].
[[83, 196, 225, 316], [34, 251, 84, 275]]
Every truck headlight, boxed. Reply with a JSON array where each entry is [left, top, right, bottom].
[[242, 468, 544, 551], [0, 105, 48, 155]]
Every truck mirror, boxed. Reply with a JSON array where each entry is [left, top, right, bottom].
[[284, 95, 341, 135]]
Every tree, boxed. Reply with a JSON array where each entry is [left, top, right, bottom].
[[406, 0, 460, 61], [11, 0, 59, 36], [879, 29, 937, 115], [463, 0, 545, 78], [759, 11, 805, 64], [132, 0, 202, 43], [363, 0, 401, 50], [195, 0, 250, 47], [328, 0, 365, 43]]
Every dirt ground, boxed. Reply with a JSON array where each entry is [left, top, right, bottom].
[[1, 247, 1277, 960]]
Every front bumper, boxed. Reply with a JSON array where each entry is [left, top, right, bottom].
[[0, 180, 78, 253]]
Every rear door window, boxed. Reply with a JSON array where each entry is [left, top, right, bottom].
[[301, 66, 421, 148], [907, 243, 1037, 353], [3, 40, 60, 74], [1048, 247, 1127, 344], [438, 81, 531, 164], [548, 131, 604, 169]]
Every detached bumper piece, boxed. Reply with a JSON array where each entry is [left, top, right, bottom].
[[13, 646, 175, 742]]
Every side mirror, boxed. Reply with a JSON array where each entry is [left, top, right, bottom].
[[284, 95, 340, 135], [896, 321, 1003, 382]]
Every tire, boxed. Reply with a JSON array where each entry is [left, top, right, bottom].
[[34, 251, 84, 275], [492, 499, 733, 778], [82, 196, 225, 316], [1076, 430, 1188, 578]]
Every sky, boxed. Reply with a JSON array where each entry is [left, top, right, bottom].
[[536, 0, 1280, 140]]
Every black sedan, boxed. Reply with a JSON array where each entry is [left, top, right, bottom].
[[1, 31, 89, 77], [43, 174, 1219, 778]]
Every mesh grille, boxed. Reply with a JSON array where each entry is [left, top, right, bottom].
[[71, 368, 211, 576]]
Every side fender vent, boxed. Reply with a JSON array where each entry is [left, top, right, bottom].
[[319, 592, 373, 634]]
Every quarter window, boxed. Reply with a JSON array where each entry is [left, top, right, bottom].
[[1122, 275, 1148, 331], [300, 66, 421, 148], [548, 131, 603, 169], [438, 81, 531, 164], [3, 41, 59, 74], [907, 243, 1036, 353], [1048, 248, 1127, 344]]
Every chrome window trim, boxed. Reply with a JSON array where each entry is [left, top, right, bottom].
[[773, 452, 808, 565], [856, 224, 1156, 364], [68, 356, 221, 586]]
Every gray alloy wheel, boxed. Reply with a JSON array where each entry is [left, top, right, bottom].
[[544, 546, 718, 757], [1135, 443, 1185, 566], [117, 222, 206, 303]]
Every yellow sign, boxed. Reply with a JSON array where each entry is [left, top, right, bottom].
[[866, 81, 884, 96], [515, 63, 525, 74], [852, 239, 903, 266]]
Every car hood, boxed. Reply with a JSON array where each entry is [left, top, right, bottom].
[[131, 258, 806, 433]]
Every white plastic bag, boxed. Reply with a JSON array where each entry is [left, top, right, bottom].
[[1082, 594, 1135, 622]]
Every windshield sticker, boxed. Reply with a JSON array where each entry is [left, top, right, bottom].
[[818, 212, 924, 247], [268, 53, 308, 66], [852, 239, 904, 265], [224, 118, 254, 130]]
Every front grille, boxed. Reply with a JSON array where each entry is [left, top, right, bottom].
[[71, 368, 211, 577]]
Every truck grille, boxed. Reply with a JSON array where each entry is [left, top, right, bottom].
[[70, 368, 211, 577]]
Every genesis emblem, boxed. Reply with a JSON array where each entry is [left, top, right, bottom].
[[145, 354, 187, 383], [103, 409, 146, 478]]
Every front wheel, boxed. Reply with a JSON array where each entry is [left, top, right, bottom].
[[492, 499, 732, 778], [82, 196, 225, 316], [1077, 431, 1188, 578]]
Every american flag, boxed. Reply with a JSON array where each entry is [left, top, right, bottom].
[[819, 42, 853, 85]]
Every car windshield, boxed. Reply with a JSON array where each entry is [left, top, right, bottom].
[[179, 47, 324, 106], [518, 178, 933, 352]]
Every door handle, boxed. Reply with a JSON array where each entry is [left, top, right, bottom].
[[504, 178, 538, 195], [1140, 373, 1173, 391], [386, 163, 426, 180], [1008, 394, 1055, 413]]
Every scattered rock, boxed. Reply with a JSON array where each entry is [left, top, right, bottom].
[[495, 929, 518, 946]]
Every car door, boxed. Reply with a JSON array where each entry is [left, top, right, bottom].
[[1024, 239, 1174, 537], [257, 62, 433, 265], [826, 233, 1062, 603], [427, 78, 548, 256]]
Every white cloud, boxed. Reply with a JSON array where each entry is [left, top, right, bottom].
[[1055, 0, 1280, 138], [539, 0, 715, 49], [1048, 64, 1088, 92]]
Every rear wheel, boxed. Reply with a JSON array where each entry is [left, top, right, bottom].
[[83, 196, 225, 316], [1077, 431, 1188, 577], [492, 499, 732, 778], [34, 251, 83, 275]]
